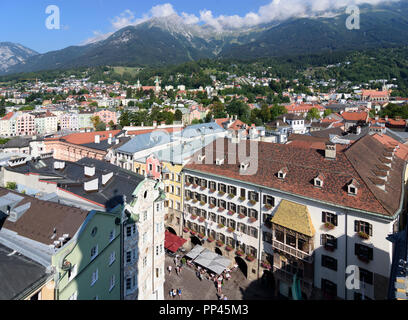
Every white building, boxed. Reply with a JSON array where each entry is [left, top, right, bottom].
[[182, 136, 407, 300]]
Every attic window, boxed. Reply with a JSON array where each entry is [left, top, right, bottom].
[[314, 178, 323, 188], [314, 174, 325, 188], [278, 168, 288, 179], [198, 154, 205, 162], [348, 185, 357, 195]]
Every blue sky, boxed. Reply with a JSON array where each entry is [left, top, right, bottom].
[[0, 0, 270, 53], [0, 0, 394, 53]]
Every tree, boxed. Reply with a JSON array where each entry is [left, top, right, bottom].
[[126, 87, 133, 99], [91, 115, 102, 129], [226, 99, 250, 123], [306, 108, 321, 120], [270, 105, 287, 120], [174, 109, 183, 121], [96, 122, 107, 131], [323, 109, 332, 117]]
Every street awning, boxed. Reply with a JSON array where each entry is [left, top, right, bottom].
[[165, 231, 187, 253], [192, 248, 231, 275], [185, 244, 205, 259]]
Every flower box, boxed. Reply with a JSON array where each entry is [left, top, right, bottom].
[[192, 199, 198, 204], [198, 233, 205, 239], [198, 216, 205, 223], [207, 237, 215, 243], [200, 186, 206, 191], [246, 254, 255, 262], [227, 227, 235, 233], [209, 189, 216, 193], [248, 217, 257, 223], [228, 193, 235, 199], [238, 213, 246, 219], [216, 240, 224, 247], [218, 223, 225, 229], [249, 199, 257, 206], [185, 197, 191, 201], [190, 230, 197, 236], [236, 250, 244, 257], [183, 227, 190, 233], [209, 204, 215, 209], [239, 196, 246, 202], [225, 245, 233, 252], [200, 201, 205, 206], [192, 184, 198, 189], [324, 222, 335, 230], [185, 182, 191, 186], [227, 210, 235, 216], [190, 214, 198, 220], [261, 261, 271, 269], [218, 207, 225, 212], [358, 231, 370, 240], [218, 191, 226, 196], [264, 204, 273, 210]]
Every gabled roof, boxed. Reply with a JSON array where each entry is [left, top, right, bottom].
[[185, 137, 405, 216]]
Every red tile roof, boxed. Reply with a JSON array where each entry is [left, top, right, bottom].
[[49, 130, 121, 145], [127, 127, 183, 136], [340, 111, 369, 122], [185, 137, 404, 216]]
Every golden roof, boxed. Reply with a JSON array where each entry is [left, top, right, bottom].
[[271, 200, 315, 237]]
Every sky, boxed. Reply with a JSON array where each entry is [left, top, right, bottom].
[[0, 0, 399, 54]]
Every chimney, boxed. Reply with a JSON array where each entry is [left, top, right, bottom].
[[141, 122, 144, 127], [385, 115, 389, 121], [356, 126, 361, 135], [283, 116, 286, 123], [375, 115, 379, 121], [108, 137, 112, 145], [95, 135, 100, 144], [325, 142, 336, 159], [153, 121, 157, 128]]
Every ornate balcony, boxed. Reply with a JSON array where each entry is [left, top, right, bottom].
[[271, 239, 314, 263]]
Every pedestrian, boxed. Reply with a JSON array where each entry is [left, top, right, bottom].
[[223, 295, 228, 300], [168, 265, 172, 274], [178, 288, 182, 299], [169, 289, 173, 298], [217, 281, 222, 294], [173, 289, 177, 298]]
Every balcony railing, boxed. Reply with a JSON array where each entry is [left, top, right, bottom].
[[271, 239, 314, 263]]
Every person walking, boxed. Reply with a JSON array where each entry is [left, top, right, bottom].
[[169, 289, 173, 299], [168, 265, 172, 274], [178, 288, 182, 299], [172, 289, 177, 298]]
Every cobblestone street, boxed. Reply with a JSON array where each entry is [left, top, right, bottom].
[[164, 254, 276, 300]]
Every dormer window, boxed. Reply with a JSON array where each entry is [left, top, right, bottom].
[[198, 154, 205, 162], [348, 179, 359, 195], [278, 167, 288, 179], [314, 173, 325, 188]]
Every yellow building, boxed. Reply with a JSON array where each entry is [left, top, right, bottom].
[[162, 161, 184, 236]]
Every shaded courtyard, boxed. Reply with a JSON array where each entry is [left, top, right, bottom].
[[164, 254, 276, 300]]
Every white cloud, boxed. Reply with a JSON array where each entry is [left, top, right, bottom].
[[150, 3, 176, 17], [81, 31, 113, 45], [181, 12, 200, 25]]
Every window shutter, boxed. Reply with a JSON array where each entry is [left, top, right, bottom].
[[369, 247, 373, 260], [255, 192, 259, 202], [354, 220, 359, 232], [322, 212, 326, 223], [369, 224, 373, 236], [272, 197, 275, 207], [263, 195, 266, 204], [355, 243, 359, 255], [334, 214, 338, 226], [320, 234, 326, 245], [334, 238, 338, 249]]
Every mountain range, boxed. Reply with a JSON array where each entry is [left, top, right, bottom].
[[2, 1, 408, 75]]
